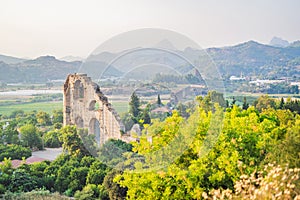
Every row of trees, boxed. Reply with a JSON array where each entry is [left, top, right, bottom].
[[5, 109, 63, 126], [253, 95, 300, 114]]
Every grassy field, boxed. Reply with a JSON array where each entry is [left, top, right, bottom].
[[1, 90, 297, 117], [0, 100, 129, 116], [110, 101, 129, 114], [0, 101, 63, 116]]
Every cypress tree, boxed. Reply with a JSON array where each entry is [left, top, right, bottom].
[[242, 97, 249, 110], [157, 94, 162, 106], [129, 92, 141, 123]]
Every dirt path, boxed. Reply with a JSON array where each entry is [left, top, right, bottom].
[[32, 147, 63, 161]]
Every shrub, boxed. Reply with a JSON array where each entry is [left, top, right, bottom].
[[0, 144, 31, 161], [43, 130, 62, 148]]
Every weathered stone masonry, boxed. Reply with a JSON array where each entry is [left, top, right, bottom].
[[63, 73, 125, 145]]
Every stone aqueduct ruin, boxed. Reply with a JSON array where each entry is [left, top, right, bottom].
[[63, 73, 127, 145]]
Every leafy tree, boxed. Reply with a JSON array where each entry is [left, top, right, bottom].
[[68, 167, 89, 194], [43, 130, 62, 148], [28, 161, 52, 189], [21, 111, 38, 125], [54, 164, 73, 193], [98, 139, 133, 166], [1, 120, 20, 144], [52, 109, 63, 124], [141, 107, 151, 125], [265, 116, 300, 168], [9, 110, 25, 119], [197, 90, 226, 112], [0, 158, 13, 192], [9, 169, 37, 192], [0, 157, 13, 174], [59, 126, 90, 157], [176, 102, 188, 118], [36, 111, 51, 126], [80, 156, 96, 168], [121, 113, 135, 132], [53, 122, 63, 129], [103, 170, 127, 200], [86, 160, 108, 185], [74, 184, 105, 200], [74, 184, 95, 200], [253, 95, 276, 111], [74, 184, 109, 200], [19, 124, 43, 150]]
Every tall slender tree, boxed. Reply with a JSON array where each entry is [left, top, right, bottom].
[[242, 97, 249, 110], [157, 94, 162, 106], [279, 97, 285, 109], [129, 92, 141, 123]]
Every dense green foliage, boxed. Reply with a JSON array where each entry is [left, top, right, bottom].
[[99, 139, 133, 167], [20, 124, 43, 150], [0, 144, 31, 161], [0, 109, 63, 158], [0, 127, 135, 199], [43, 130, 62, 148], [1, 190, 69, 200], [115, 97, 300, 199], [124, 92, 152, 131], [0, 93, 300, 199]]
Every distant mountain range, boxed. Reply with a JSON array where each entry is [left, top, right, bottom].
[[0, 56, 80, 83], [0, 39, 300, 83], [269, 37, 290, 47], [59, 56, 85, 62], [0, 54, 27, 64], [206, 40, 300, 78]]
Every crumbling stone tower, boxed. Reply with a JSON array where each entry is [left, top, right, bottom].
[[63, 73, 125, 145]]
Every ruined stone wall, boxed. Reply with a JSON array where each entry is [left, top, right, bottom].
[[63, 73, 125, 145]]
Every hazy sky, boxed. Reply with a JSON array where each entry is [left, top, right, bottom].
[[0, 0, 299, 58]]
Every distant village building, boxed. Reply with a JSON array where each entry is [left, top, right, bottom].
[[249, 79, 285, 86], [229, 75, 246, 81], [151, 106, 171, 114]]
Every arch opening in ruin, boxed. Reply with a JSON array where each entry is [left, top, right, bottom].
[[75, 116, 84, 128], [74, 80, 84, 99], [88, 100, 96, 111], [89, 118, 101, 146]]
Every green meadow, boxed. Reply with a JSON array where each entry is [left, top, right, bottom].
[[0, 101, 63, 116], [0, 101, 129, 116]]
